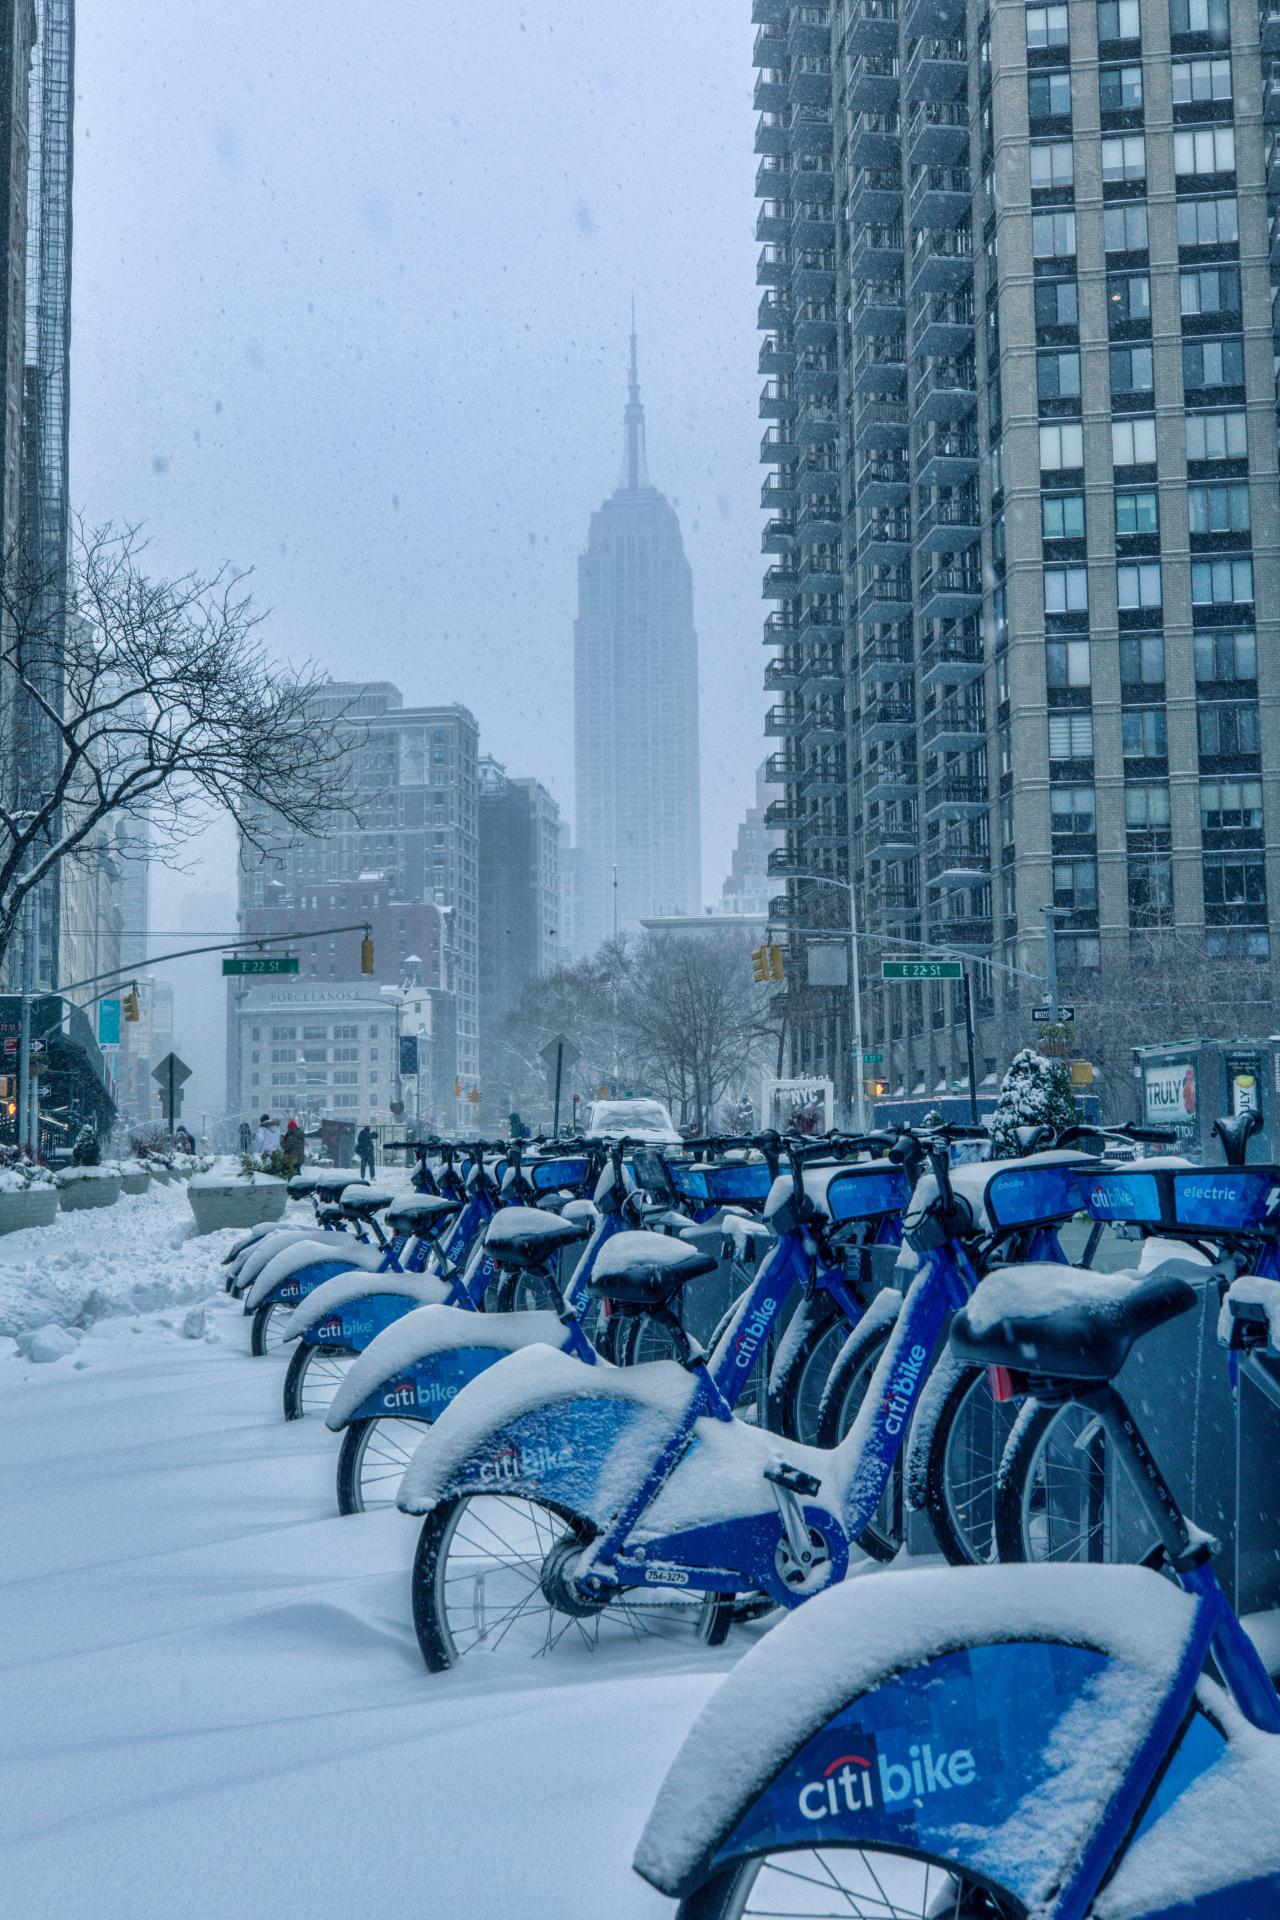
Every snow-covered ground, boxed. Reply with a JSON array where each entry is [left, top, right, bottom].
[[0, 1181, 733, 1918]]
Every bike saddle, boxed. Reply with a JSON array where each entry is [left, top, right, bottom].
[[587, 1228, 717, 1310], [313, 1173, 366, 1203], [340, 1186, 395, 1218], [483, 1205, 590, 1269], [951, 1265, 1198, 1383], [385, 1193, 461, 1234], [287, 1174, 321, 1199], [315, 1201, 345, 1226]]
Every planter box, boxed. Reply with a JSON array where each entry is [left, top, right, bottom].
[[0, 1185, 59, 1234], [119, 1167, 150, 1195], [188, 1174, 287, 1236], [54, 1170, 122, 1212], [147, 1164, 174, 1185]]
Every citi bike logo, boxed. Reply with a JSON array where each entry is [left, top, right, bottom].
[[880, 1343, 927, 1436], [798, 1736, 977, 1821], [476, 1439, 576, 1484], [1090, 1183, 1132, 1214], [380, 1377, 460, 1412], [734, 1298, 777, 1371]]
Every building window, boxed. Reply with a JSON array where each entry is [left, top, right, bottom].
[[1029, 72, 1073, 118], [1027, 4, 1070, 46], [1049, 711, 1094, 757], [1053, 858, 1098, 911], [1117, 561, 1162, 609], [1112, 416, 1156, 465], [1180, 264, 1239, 315], [1115, 489, 1158, 535], [1051, 785, 1096, 833], [1197, 702, 1260, 754], [1185, 410, 1246, 461], [1033, 210, 1077, 257], [1031, 140, 1075, 188], [1103, 203, 1148, 251], [1035, 279, 1079, 328], [1191, 557, 1253, 604], [1099, 0, 1140, 35], [1174, 127, 1235, 175], [1188, 482, 1250, 533], [1122, 708, 1168, 757], [1058, 933, 1101, 970], [1201, 778, 1263, 830], [1102, 134, 1146, 182], [1176, 196, 1238, 247], [1125, 783, 1171, 829], [1040, 421, 1084, 469], [1047, 638, 1092, 686], [1044, 566, 1089, 612], [1120, 632, 1166, 684], [1110, 344, 1154, 393], [271, 1025, 297, 1041], [1203, 854, 1266, 912], [1099, 63, 1144, 110], [1194, 629, 1256, 681], [1037, 349, 1082, 401], [1042, 493, 1085, 539], [1170, 0, 1229, 31], [1171, 55, 1231, 102], [1183, 338, 1243, 389], [1108, 273, 1150, 326]]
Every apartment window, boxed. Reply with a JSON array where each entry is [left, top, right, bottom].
[[1040, 421, 1084, 469], [1123, 708, 1168, 756], [1129, 856, 1175, 917], [1203, 853, 1266, 910], [1104, 203, 1148, 252], [1053, 857, 1098, 911], [333, 1024, 357, 1040], [1099, 0, 1140, 36], [1042, 492, 1085, 539], [271, 1025, 297, 1041], [1058, 933, 1101, 969], [1191, 557, 1253, 604], [270, 1048, 295, 1064], [1195, 628, 1256, 680], [1200, 778, 1262, 831], [302, 1025, 327, 1040], [1180, 264, 1240, 315], [1052, 785, 1096, 832], [1029, 72, 1073, 118], [1115, 489, 1158, 535], [1099, 64, 1144, 110], [1120, 632, 1166, 683], [1047, 637, 1092, 685], [332, 1070, 359, 1087], [1170, 0, 1230, 30], [1185, 409, 1246, 459], [1027, 4, 1070, 47], [1102, 135, 1146, 182], [1126, 783, 1171, 829], [1183, 337, 1243, 388], [1174, 127, 1235, 176], [1188, 482, 1250, 534], [1108, 274, 1150, 326], [332, 1046, 359, 1062], [1171, 55, 1231, 101], [1035, 278, 1079, 327], [1049, 711, 1094, 757], [1198, 702, 1260, 754], [1176, 196, 1238, 246], [1112, 416, 1156, 465], [1044, 566, 1088, 612], [1033, 210, 1077, 257], [1117, 561, 1162, 610], [1110, 344, 1154, 392], [1031, 141, 1075, 189], [1038, 349, 1081, 399]]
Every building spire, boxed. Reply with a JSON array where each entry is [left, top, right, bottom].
[[622, 299, 649, 490]]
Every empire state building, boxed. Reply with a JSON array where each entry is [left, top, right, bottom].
[[573, 324, 701, 953]]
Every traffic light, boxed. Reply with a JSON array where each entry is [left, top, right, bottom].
[[865, 1077, 887, 1099], [751, 946, 769, 984], [768, 944, 785, 981], [123, 990, 140, 1021], [360, 935, 375, 975]]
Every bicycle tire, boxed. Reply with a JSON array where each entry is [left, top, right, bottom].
[[249, 1299, 290, 1357], [282, 1340, 354, 1421], [814, 1315, 905, 1563], [923, 1363, 1021, 1567], [995, 1398, 1132, 1566], [678, 1844, 1025, 1918], [768, 1296, 851, 1445], [336, 1413, 430, 1513]]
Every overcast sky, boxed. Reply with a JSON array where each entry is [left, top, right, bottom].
[[71, 1, 764, 931]]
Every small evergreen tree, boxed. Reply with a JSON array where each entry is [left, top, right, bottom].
[[72, 1123, 101, 1166], [989, 1048, 1078, 1158]]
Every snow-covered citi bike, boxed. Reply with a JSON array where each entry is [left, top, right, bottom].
[[632, 1251, 1280, 1918], [224, 1168, 372, 1297], [392, 1131, 1120, 1667]]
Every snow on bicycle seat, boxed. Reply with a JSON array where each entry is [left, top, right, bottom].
[[287, 1173, 322, 1199], [339, 1185, 394, 1216], [312, 1170, 366, 1202], [385, 1193, 461, 1235], [483, 1204, 590, 1268], [588, 1228, 717, 1308], [952, 1265, 1197, 1381]]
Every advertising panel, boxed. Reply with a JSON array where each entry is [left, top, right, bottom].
[[1142, 1059, 1198, 1141]]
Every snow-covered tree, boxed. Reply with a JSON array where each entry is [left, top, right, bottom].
[[989, 1048, 1078, 1158]]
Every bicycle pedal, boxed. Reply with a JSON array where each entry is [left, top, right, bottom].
[[764, 1459, 821, 1499]]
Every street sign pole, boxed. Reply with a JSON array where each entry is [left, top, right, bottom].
[[1042, 905, 1061, 1024], [961, 968, 979, 1125], [552, 1040, 564, 1137]]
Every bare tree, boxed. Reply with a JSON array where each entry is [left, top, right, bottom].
[[620, 930, 779, 1131], [0, 521, 351, 980]]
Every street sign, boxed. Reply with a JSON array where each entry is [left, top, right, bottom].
[[1033, 1004, 1075, 1023], [857, 1050, 885, 1064], [539, 1034, 582, 1073], [881, 960, 963, 981], [97, 998, 121, 1047], [151, 1052, 192, 1086], [399, 1034, 420, 1078], [222, 955, 300, 976]]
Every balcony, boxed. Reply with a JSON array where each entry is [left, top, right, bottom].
[[848, 165, 902, 228], [761, 515, 798, 557], [755, 153, 790, 198], [919, 562, 982, 620], [789, 5, 832, 57], [759, 377, 796, 420], [861, 633, 914, 679], [904, 36, 967, 104], [799, 550, 843, 596], [758, 333, 795, 377], [916, 424, 979, 489], [853, 336, 907, 397], [793, 250, 837, 300], [862, 695, 916, 741], [762, 610, 801, 646], [791, 200, 835, 250], [857, 515, 911, 566], [756, 199, 790, 244], [765, 701, 807, 737], [761, 473, 797, 512], [760, 423, 797, 465], [806, 706, 846, 745], [797, 405, 840, 448], [923, 773, 987, 820], [912, 361, 976, 422], [932, 909, 992, 946], [844, 0, 899, 54], [755, 111, 790, 157], [790, 54, 834, 108], [804, 648, 845, 690], [753, 23, 789, 66], [1266, 64, 1280, 125], [910, 227, 974, 294], [864, 815, 918, 859], [793, 301, 838, 346], [858, 573, 913, 625], [847, 52, 899, 115], [788, 103, 835, 153], [764, 795, 806, 831], [910, 165, 971, 229], [864, 759, 918, 800], [916, 495, 980, 554], [926, 842, 990, 888], [765, 750, 806, 785], [850, 221, 905, 281], [850, 278, 905, 334], [797, 493, 842, 538], [795, 352, 838, 400], [856, 453, 910, 506], [801, 601, 845, 642], [904, 0, 965, 34], [768, 892, 803, 924], [758, 287, 789, 331], [865, 880, 921, 920], [763, 562, 802, 601], [1263, 4, 1280, 54], [920, 629, 983, 687], [757, 243, 792, 287], [912, 291, 974, 358], [768, 842, 814, 879], [907, 101, 970, 169], [754, 68, 790, 115], [764, 653, 804, 693], [848, 111, 901, 172], [922, 702, 984, 754], [854, 398, 910, 450]]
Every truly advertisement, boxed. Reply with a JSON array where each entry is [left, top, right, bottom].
[[1143, 1060, 1197, 1139]]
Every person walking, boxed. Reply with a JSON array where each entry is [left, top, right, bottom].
[[238, 1120, 252, 1154], [255, 1113, 281, 1154], [356, 1123, 376, 1181], [280, 1119, 305, 1174]]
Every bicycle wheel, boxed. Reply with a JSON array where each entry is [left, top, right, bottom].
[[995, 1400, 1133, 1566], [282, 1341, 355, 1421], [815, 1317, 905, 1563], [770, 1299, 851, 1446], [923, 1365, 1021, 1567], [250, 1299, 292, 1357], [411, 1494, 732, 1668], [336, 1415, 429, 1513], [680, 1846, 1024, 1918]]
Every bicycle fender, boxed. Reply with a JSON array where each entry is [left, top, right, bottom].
[[634, 1563, 1212, 1905], [325, 1304, 568, 1431], [396, 1342, 695, 1527], [280, 1270, 451, 1344], [243, 1238, 385, 1312]]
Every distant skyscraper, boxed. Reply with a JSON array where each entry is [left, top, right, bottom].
[[574, 320, 701, 952]]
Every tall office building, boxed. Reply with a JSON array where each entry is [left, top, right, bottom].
[[574, 323, 702, 953], [755, 0, 1280, 1107], [477, 756, 561, 1117]]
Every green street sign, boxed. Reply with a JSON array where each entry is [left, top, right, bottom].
[[221, 955, 300, 976], [856, 1050, 885, 1064], [881, 959, 963, 981]]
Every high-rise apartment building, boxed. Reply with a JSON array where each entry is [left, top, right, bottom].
[[574, 325, 702, 952], [755, 0, 1280, 1108]]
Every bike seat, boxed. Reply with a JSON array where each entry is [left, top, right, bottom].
[[587, 1229, 717, 1309], [951, 1264, 1198, 1382], [339, 1185, 394, 1218], [287, 1174, 321, 1199], [483, 1205, 590, 1269], [315, 1201, 345, 1226], [313, 1172, 366, 1204], [385, 1193, 461, 1236]]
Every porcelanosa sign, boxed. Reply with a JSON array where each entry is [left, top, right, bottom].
[[1143, 1060, 1197, 1136]]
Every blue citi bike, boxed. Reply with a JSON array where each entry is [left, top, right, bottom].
[[633, 1136, 1280, 1918]]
